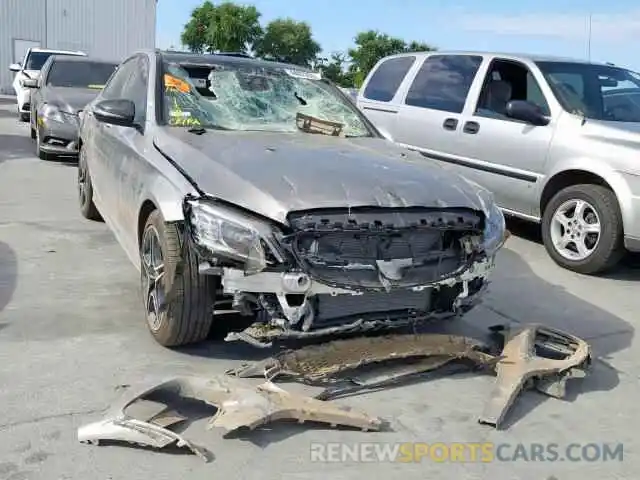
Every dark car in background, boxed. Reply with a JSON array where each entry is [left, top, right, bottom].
[[23, 55, 118, 159]]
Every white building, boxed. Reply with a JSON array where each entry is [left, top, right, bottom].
[[0, 0, 157, 93]]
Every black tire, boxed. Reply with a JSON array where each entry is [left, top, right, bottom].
[[19, 112, 29, 122], [77, 146, 103, 221], [140, 210, 216, 347], [35, 125, 49, 160], [541, 184, 624, 274]]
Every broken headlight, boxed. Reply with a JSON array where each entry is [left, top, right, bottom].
[[186, 199, 268, 273], [483, 201, 506, 255]]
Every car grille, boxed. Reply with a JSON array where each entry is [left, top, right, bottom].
[[286, 208, 483, 290]]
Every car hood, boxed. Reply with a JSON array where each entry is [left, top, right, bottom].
[[42, 87, 101, 113], [155, 129, 491, 225]]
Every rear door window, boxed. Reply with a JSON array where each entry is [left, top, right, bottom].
[[363, 56, 416, 102], [404, 54, 483, 113]]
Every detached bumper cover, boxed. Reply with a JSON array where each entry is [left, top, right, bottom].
[[78, 375, 384, 462]]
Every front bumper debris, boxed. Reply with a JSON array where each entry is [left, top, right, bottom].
[[479, 324, 591, 429], [77, 375, 384, 462], [226, 333, 497, 382], [227, 325, 591, 429]]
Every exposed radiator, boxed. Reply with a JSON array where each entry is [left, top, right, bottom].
[[315, 289, 431, 323]]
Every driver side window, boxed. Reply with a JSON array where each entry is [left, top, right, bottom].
[[476, 59, 551, 120], [101, 58, 136, 100], [100, 55, 148, 127]]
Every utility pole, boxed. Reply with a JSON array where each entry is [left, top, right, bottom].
[[586, 13, 592, 62]]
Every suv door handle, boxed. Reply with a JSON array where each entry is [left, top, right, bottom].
[[442, 118, 458, 131], [463, 121, 480, 134]]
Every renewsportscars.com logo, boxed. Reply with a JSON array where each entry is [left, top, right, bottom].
[[310, 442, 624, 463]]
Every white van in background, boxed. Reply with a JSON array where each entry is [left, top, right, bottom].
[[9, 47, 86, 121]]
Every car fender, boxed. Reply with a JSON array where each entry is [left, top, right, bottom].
[[536, 156, 633, 228]]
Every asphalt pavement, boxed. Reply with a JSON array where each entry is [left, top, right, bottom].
[[0, 95, 638, 480]]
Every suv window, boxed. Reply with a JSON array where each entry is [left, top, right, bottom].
[[405, 55, 483, 113], [363, 56, 416, 102], [475, 59, 551, 119]]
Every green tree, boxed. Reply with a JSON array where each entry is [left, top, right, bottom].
[[318, 52, 348, 85], [180, 1, 216, 53], [254, 18, 321, 67], [180, 1, 263, 54]]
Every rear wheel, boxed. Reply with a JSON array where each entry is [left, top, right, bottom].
[[541, 184, 624, 274], [140, 210, 216, 347], [19, 111, 29, 122]]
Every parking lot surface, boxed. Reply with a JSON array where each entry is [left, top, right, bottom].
[[0, 95, 638, 479]]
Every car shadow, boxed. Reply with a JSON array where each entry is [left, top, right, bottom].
[[0, 241, 18, 315], [0, 134, 34, 163], [506, 215, 640, 281], [171, 242, 633, 442]]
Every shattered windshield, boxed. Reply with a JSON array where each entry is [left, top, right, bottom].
[[161, 62, 371, 137]]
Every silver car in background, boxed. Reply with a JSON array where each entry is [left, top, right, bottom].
[[23, 55, 117, 160], [358, 51, 640, 274], [77, 50, 506, 349]]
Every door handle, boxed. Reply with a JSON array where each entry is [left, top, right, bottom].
[[442, 118, 458, 131], [463, 121, 480, 134]]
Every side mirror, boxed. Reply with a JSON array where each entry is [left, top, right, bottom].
[[505, 100, 550, 126], [22, 78, 38, 88], [9, 63, 21, 72], [93, 99, 136, 127]]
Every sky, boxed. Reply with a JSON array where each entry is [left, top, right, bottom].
[[156, 0, 640, 71]]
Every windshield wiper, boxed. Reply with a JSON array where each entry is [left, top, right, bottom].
[[294, 92, 307, 105]]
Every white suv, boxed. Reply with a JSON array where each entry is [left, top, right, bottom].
[[9, 47, 86, 121]]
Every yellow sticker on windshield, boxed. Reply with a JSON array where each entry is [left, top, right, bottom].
[[164, 74, 191, 93], [87, 84, 105, 89]]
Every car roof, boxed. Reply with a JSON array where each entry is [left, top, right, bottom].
[[385, 50, 614, 67], [29, 48, 86, 56], [157, 50, 315, 72], [48, 55, 117, 65]]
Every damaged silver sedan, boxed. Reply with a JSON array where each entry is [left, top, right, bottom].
[[77, 49, 507, 347]]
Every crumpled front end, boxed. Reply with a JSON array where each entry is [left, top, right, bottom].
[[183, 196, 506, 346]]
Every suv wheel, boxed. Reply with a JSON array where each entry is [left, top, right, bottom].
[[140, 210, 216, 347], [541, 184, 624, 274]]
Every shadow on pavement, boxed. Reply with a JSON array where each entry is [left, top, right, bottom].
[[506, 215, 640, 280], [0, 241, 18, 314], [174, 244, 632, 439], [0, 134, 34, 163]]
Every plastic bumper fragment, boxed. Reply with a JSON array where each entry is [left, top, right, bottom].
[[478, 324, 591, 429], [78, 375, 383, 461]]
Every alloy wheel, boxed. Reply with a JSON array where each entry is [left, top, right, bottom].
[[141, 225, 166, 332], [549, 199, 601, 261]]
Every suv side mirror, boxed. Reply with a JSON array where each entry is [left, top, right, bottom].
[[93, 99, 136, 127], [22, 78, 38, 88], [505, 100, 550, 126], [9, 63, 21, 72]]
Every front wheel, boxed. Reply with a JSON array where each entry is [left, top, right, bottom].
[[140, 210, 216, 347], [541, 184, 624, 274], [77, 147, 102, 221]]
